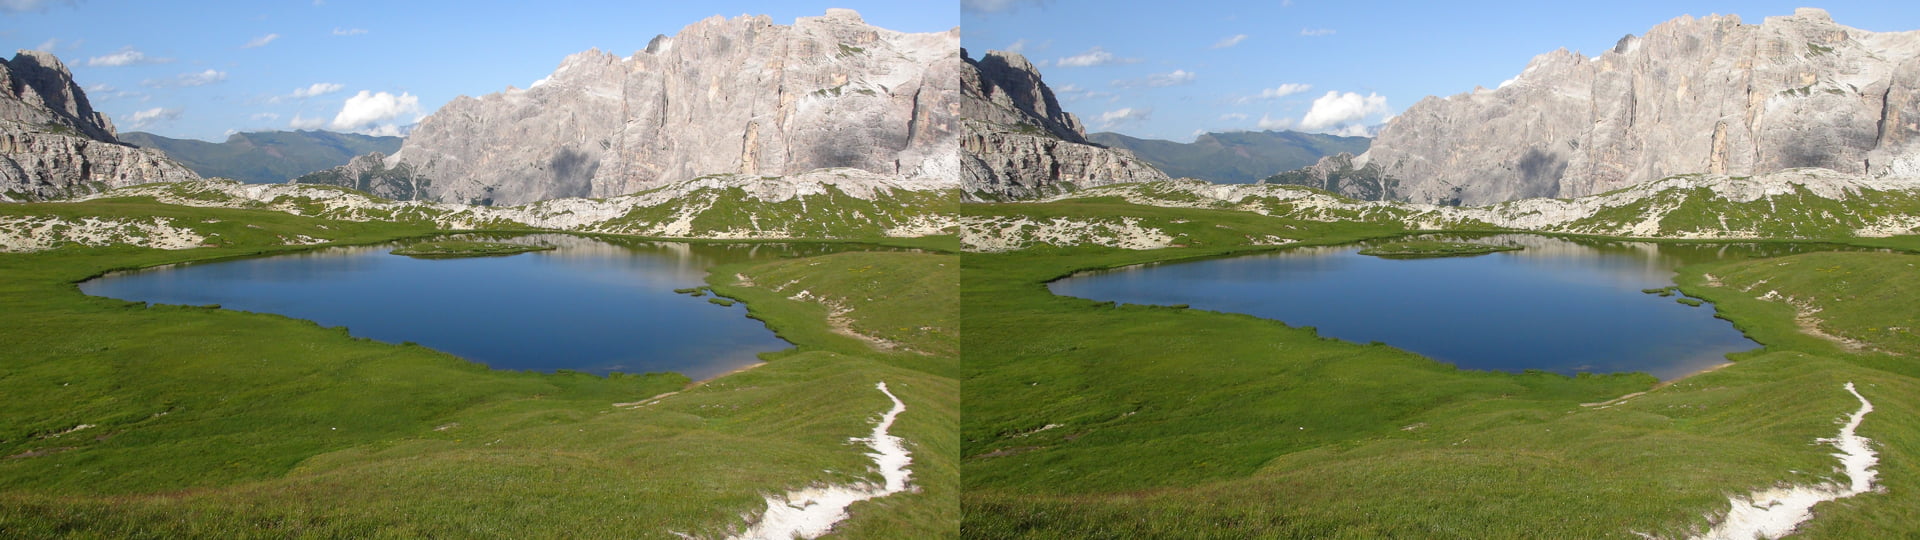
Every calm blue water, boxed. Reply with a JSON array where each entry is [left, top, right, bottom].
[[80, 234, 839, 380], [1048, 235, 1835, 380]]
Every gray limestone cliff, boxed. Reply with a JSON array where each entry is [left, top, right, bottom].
[[300, 9, 958, 206], [1289, 8, 1920, 205], [0, 50, 196, 201], [961, 49, 1168, 200]]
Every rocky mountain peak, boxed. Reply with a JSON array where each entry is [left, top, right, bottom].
[[1284, 8, 1920, 205], [961, 49, 1085, 143], [1, 49, 116, 142], [960, 46, 1168, 200], [1, 51, 195, 200], [305, 10, 958, 206]]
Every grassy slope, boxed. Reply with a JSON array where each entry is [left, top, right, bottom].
[[961, 199, 1920, 538], [0, 198, 956, 538], [710, 251, 960, 537]]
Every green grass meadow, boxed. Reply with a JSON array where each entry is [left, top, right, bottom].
[[0, 198, 957, 538], [958, 198, 1920, 538]]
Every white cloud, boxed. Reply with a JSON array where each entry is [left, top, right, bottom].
[[1497, 77, 1517, 89], [1220, 113, 1249, 121], [1329, 124, 1376, 137], [1257, 114, 1296, 130], [143, 69, 227, 88], [1258, 83, 1312, 99], [290, 82, 344, 98], [123, 107, 181, 129], [34, 38, 59, 52], [1005, 39, 1028, 53], [1211, 34, 1248, 49], [1235, 83, 1313, 104], [1112, 69, 1196, 88], [962, 0, 1043, 14], [251, 112, 281, 121], [329, 90, 423, 134], [1300, 28, 1336, 37], [1098, 107, 1151, 128], [1055, 46, 1140, 68], [331, 27, 368, 36], [289, 114, 326, 130], [359, 123, 411, 137], [241, 33, 280, 48], [1299, 91, 1389, 132], [87, 47, 171, 67], [529, 75, 553, 88]]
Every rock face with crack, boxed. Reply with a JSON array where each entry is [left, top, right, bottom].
[[299, 9, 959, 206], [1280, 8, 1920, 205], [0, 50, 197, 201], [960, 49, 1168, 200]]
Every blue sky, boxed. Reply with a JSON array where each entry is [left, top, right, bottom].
[[3, 1, 955, 141], [964, 1, 1920, 142]]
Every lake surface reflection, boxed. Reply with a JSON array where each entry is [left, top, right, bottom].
[[82, 234, 861, 379], [1049, 235, 1846, 379]]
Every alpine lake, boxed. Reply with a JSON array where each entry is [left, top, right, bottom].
[[1049, 234, 1862, 380], [81, 233, 877, 380]]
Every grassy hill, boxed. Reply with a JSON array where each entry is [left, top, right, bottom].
[[119, 130, 402, 184], [1086, 130, 1370, 183], [957, 190, 1920, 537], [0, 197, 957, 537]]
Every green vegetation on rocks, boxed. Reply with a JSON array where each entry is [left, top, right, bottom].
[[1358, 240, 1521, 258], [389, 240, 554, 258]]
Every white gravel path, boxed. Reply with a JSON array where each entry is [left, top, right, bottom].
[[731, 381, 913, 539]]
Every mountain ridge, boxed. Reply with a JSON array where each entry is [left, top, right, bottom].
[[120, 130, 401, 184], [960, 48, 1168, 200], [1272, 8, 1920, 206], [1087, 129, 1369, 183], [0, 49, 196, 201], [299, 9, 959, 206]]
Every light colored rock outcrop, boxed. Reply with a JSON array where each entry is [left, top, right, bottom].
[[303, 10, 958, 206], [961, 49, 1168, 200], [973, 168, 1920, 251], [1324, 8, 1920, 205], [49, 169, 954, 251], [0, 50, 196, 200]]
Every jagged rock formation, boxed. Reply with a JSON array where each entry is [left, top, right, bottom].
[[1089, 130, 1370, 184], [121, 130, 402, 184], [0, 50, 195, 201], [1260, 152, 1398, 201], [961, 49, 1168, 200], [294, 151, 427, 201], [299, 9, 958, 206], [1285, 8, 1920, 206]]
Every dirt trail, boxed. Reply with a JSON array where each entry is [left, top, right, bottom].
[[731, 381, 913, 539], [1690, 382, 1879, 540]]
